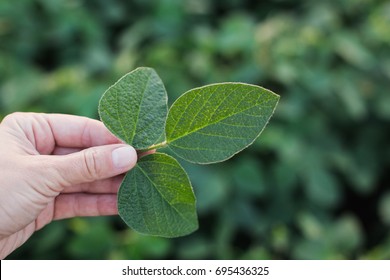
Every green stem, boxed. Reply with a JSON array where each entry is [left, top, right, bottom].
[[139, 140, 168, 152]]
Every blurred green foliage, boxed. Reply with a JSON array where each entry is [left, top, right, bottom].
[[1, 0, 390, 259]]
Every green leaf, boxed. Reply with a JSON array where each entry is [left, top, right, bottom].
[[98, 67, 168, 149], [165, 83, 279, 164], [118, 153, 198, 237]]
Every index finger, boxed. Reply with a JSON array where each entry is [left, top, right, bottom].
[[44, 113, 122, 148]]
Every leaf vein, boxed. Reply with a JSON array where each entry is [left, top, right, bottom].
[[170, 143, 232, 152], [133, 168, 151, 232], [167, 90, 202, 139], [169, 97, 271, 143], [186, 86, 219, 134], [130, 72, 153, 143], [137, 165, 193, 226], [195, 131, 249, 140]]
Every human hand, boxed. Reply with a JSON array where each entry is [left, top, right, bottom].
[[0, 113, 138, 259]]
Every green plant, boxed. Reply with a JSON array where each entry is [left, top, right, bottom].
[[98, 67, 279, 237]]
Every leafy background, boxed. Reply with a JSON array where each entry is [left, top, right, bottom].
[[1, 0, 390, 259]]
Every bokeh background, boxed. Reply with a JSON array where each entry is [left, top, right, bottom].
[[1, 0, 390, 259]]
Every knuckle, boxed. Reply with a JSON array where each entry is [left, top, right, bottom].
[[82, 149, 102, 180], [1, 112, 23, 124], [1, 112, 42, 127]]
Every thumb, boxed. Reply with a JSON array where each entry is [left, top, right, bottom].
[[48, 144, 138, 187]]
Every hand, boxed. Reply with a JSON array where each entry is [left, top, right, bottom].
[[0, 113, 138, 259]]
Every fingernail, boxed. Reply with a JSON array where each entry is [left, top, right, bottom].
[[112, 146, 137, 169]]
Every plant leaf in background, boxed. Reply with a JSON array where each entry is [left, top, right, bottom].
[[165, 83, 279, 164], [98, 67, 168, 149], [117, 153, 198, 237]]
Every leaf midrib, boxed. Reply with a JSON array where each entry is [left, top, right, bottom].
[[136, 163, 194, 227], [115, 88, 129, 143], [132, 170, 151, 233], [129, 71, 153, 144], [167, 93, 275, 143]]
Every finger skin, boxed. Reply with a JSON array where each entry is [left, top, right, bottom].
[[42, 144, 137, 188], [63, 175, 124, 194], [53, 194, 118, 220], [1, 113, 122, 155], [52, 147, 81, 155], [43, 114, 122, 148]]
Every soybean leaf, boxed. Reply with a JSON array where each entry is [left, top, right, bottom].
[[118, 153, 198, 237], [98, 67, 168, 149], [165, 83, 279, 164]]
